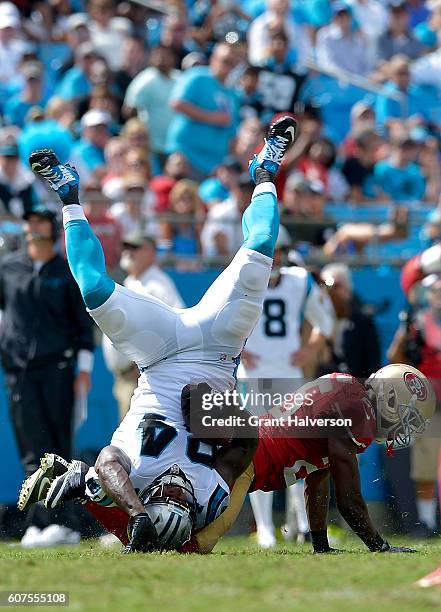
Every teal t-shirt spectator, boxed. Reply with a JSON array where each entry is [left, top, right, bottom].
[[56, 65, 91, 100], [374, 159, 426, 202], [71, 139, 105, 172], [4, 93, 47, 128], [166, 64, 238, 176], [19, 119, 74, 164]]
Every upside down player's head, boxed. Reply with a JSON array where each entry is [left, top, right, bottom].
[[137, 465, 197, 551], [365, 363, 436, 451]]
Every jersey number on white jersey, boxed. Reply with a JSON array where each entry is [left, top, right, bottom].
[[263, 298, 287, 337]]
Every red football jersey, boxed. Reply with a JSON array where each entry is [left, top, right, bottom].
[[251, 373, 377, 492]]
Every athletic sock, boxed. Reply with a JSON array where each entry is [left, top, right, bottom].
[[249, 490, 275, 536], [417, 498, 437, 530], [255, 167, 275, 185]]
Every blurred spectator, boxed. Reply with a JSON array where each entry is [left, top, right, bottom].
[[374, 135, 426, 203], [102, 137, 128, 200], [4, 62, 46, 128], [167, 42, 238, 180], [297, 137, 348, 201], [247, 0, 312, 70], [150, 152, 190, 214], [319, 263, 381, 377], [82, 182, 123, 273], [388, 273, 441, 534], [102, 232, 183, 419], [190, 0, 250, 50], [56, 41, 100, 101], [0, 131, 37, 218], [376, 0, 424, 62], [45, 97, 76, 132], [236, 64, 264, 121], [120, 118, 150, 158], [110, 175, 155, 238], [201, 173, 254, 257], [0, 3, 25, 83], [341, 129, 385, 202], [282, 172, 310, 216], [56, 13, 91, 81], [419, 138, 441, 203], [71, 109, 111, 181], [0, 205, 94, 545], [124, 44, 180, 172], [161, 13, 191, 69], [375, 54, 437, 127], [124, 146, 152, 183], [323, 207, 408, 256], [158, 179, 205, 258], [18, 115, 74, 167], [410, 3, 441, 93], [407, 0, 431, 27], [231, 116, 264, 170], [289, 179, 337, 248], [346, 0, 389, 41], [342, 101, 376, 157], [87, 0, 130, 71], [316, 2, 372, 75], [254, 27, 308, 116], [114, 35, 147, 99], [199, 155, 242, 207]]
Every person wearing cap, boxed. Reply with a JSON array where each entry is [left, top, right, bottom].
[[374, 133, 426, 203], [102, 232, 183, 419], [282, 171, 310, 216], [238, 225, 334, 548], [388, 273, 441, 536], [0, 3, 25, 83], [0, 131, 37, 218], [4, 61, 46, 129], [124, 44, 180, 173], [316, 2, 372, 76], [201, 172, 255, 257], [70, 109, 111, 182], [376, 0, 425, 63], [0, 204, 94, 545]]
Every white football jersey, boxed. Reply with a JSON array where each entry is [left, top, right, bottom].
[[111, 413, 230, 529], [238, 266, 334, 380]]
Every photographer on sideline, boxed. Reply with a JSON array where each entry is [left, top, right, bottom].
[[388, 273, 441, 535]]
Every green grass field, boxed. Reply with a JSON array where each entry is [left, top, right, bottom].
[[1, 538, 440, 612]]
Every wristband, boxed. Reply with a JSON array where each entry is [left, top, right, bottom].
[[310, 529, 330, 552], [367, 533, 388, 552]]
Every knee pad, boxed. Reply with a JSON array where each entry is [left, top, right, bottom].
[[212, 298, 262, 343], [239, 260, 271, 296]]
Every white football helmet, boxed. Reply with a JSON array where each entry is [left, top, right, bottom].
[[366, 363, 436, 450], [138, 465, 196, 551]]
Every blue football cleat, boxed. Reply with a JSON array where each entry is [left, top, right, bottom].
[[249, 116, 298, 183], [29, 149, 80, 203]]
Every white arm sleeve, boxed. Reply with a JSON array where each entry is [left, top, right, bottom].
[[303, 280, 335, 339]]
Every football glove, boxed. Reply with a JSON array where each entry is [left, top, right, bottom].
[[123, 513, 159, 553]]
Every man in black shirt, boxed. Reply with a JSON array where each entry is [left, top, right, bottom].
[[0, 205, 94, 544], [341, 130, 383, 203]]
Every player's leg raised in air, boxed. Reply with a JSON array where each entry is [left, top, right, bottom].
[[194, 116, 298, 351]]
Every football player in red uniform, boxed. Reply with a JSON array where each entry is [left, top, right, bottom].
[[19, 363, 434, 554]]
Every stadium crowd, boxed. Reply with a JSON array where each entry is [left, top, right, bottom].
[[0, 0, 440, 545]]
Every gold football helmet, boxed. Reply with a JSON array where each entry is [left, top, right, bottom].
[[366, 363, 436, 450]]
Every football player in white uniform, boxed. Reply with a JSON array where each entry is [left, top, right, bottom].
[[18, 116, 299, 552], [238, 227, 334, 547]]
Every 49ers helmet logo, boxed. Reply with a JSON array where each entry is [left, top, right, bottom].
[[404, 372, 427, 401]]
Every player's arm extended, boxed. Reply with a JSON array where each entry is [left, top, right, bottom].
[[182, 464, 255, 554], [328, 437, 414, 553]]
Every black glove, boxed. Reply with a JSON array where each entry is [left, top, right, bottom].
[[378, 541, 417, 553], [123, 513, 159, 554]]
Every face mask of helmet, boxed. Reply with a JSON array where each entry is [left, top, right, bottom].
[[366, 377, 427, 450], [139, 465, 196, 551]]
